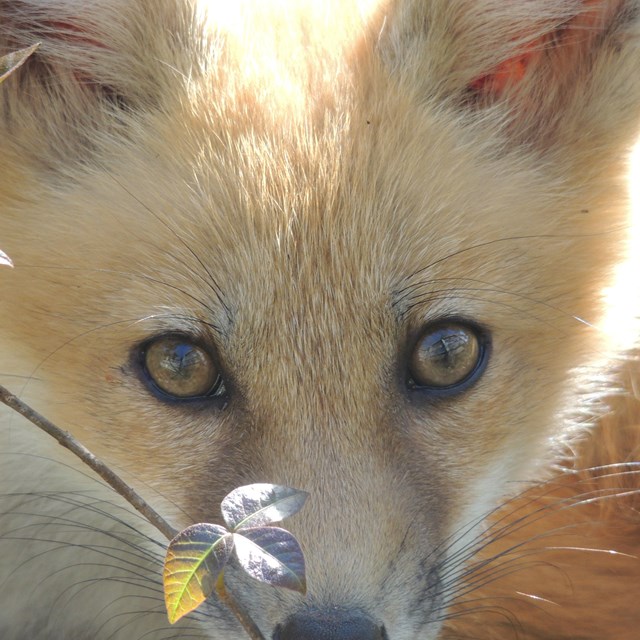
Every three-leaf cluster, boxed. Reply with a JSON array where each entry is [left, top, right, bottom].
[[163, 483, 308, 624]]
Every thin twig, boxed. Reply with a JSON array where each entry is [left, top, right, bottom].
[[0, 383, 177, 540], [216, 573, 267, 640]]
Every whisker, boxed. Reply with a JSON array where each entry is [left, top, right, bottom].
[[395, 276, 593, 329], [103, 170, 232, 325], [393, 230, 622, 302]]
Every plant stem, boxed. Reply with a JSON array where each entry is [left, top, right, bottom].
[[216, 573, 266, 640], [0, 383, 177, 540]]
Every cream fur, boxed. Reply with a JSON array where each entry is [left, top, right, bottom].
[[1, 1, 639, 638]]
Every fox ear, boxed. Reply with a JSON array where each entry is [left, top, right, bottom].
[[381, 0, 640, 149], [1, 1, 151, 108], [469, 1, 624, 98], [0, 1, 191, 165], [468, 0, 640, 148]]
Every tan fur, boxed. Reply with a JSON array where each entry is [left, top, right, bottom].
[[1, 1, 639, 638]]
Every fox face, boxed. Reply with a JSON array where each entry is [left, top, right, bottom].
[[1, 1, 639, 639]]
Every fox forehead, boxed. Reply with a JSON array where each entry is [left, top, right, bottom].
[[101, 20, 552, 311]]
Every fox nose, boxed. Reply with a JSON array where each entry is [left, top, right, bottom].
[[273, 608, 386, 640]]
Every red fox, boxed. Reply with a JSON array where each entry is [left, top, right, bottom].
[[1, 1, 639, 639]]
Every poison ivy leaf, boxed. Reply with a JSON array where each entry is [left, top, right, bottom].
[[0, 44, 39, 85], [221, 483, 309, 531], [163, 523, 234, 624], [0, 250, 12, 268], [163, 484, 309, 627], [233, 526, 306, 594]]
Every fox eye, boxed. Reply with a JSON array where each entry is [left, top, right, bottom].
[[143, 336, 223, 399], [409, 322, 484, 390]]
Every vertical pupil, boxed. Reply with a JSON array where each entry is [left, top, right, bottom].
[[409, 323, 483, 390], [166, 344, 197, 376], [433, 333, 466, 367], [143, 337, 220, 399]]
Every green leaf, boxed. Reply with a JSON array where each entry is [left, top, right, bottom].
[[163, 523, 233, 624], [221, 483, 309, 531], [233, 527, 306, 594], [0, 250, 12, 268], [0, 44, 39, 85]]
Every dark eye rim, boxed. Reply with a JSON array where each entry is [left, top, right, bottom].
[[405, 318, 491, 397], [135, 332, 228, 404]]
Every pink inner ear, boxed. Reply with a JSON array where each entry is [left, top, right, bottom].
[[42, 19, 110, 88], [46, 20, 108, 50], [470, 40, 542, 97], [470, 0, 622, 99]]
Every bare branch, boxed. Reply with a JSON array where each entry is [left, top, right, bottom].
[[0, 383, 177, 540]]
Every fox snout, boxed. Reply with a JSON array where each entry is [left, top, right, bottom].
[[273, 608, 387, 640]]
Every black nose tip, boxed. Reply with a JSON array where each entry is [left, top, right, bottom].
[[273, 608, 386, 640]]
